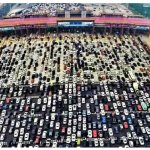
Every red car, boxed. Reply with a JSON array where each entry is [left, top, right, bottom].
[[25, 105, 29, 111], [92, 130, 98, 138], [61, 127, 66, 134], [77, 85, 80, 91], [6, 98, 11, 104], [140, 68, 145, 72], [77, 72, 80, 77], [123, 122, 128, 129], [34, 136, 40, 144], [104, 104, 109, 111], [137, 104, 142, 111]]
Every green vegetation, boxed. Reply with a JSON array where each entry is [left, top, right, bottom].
[[128, 4, 150, 18]]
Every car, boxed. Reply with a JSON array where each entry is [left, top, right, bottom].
[[103, 124, 107, 131], [108, 128, 113, 136], [55, 122, 60, 130], [52, 140, 57, 147], [42, 131, 47, 139], [92, 130, 97, 138], [94, 139, 99, 147], [145, 127, 150, 134], [34, 136, 40, 144], [14, 129, 19, 138], [20, 128, 24, 135], [139, 137, 144, 145], [15, 121, 20, 128], [77, 131, 81, 138], [24, 133, 29, 141], [67, 127, 71, 135], [37, 128, 42, 135], [88, 130, 92, 138], [71, 134, 76, 142], [0, 134, 5, 141], [99, 138, 104, 147]]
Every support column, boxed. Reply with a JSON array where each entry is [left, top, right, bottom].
[[104, 26, 106, 34], [121, 26, 124, 35], [127, 27, 130, 35], [110, 25, 112, 34], [92, 25, 95, 33]]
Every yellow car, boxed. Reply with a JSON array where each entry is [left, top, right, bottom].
[[76, 138, 80, 146]]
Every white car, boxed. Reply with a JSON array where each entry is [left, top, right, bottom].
[[77, 131, 81, 137], [66, 136, 71, 144], [71, 134, 76, 142], [27, 98, 31, 104], [0, 134, 5, 141], [122, 136, 127, 144], [37, 128, 42, 135], [15, 121, 20, 128], [14, 129, 19, 138], [108, 128, 113, 136], [138, 119, 143, 126], [99, 104, 104, 110], [2, 126, 7, 133], [82, 98, 85, 103], [8, 127, 13, 134], [78, 115, 82, 122], [24, 133, 29, 141], [72, 104, 76, 111], [139, 137, 144, 145], [127, 132, 131, 139], [67, 127, 71, 135], [40, 119, 44, 127], [83, 124, 87, 131], [129, 125, 134, 131], [73, 119, 77, 126], [31, 103, 35, 109], [50, 121, 54, 128], [42, 105, 46, 111], [55, 122, 60, 130], [99, 138, 104, 147], [122, 102, 126, 108], [52, 141, 57, 147], [42, 131, 47, 139], [69, 105, 72, 111], [83, 117, 86, 124], [88, 130, 92, 138], [52, 106, 56, 112], [37, 98, 42, 104], [113, 103, 117, 109], [117, 101, 121, 106], [21, 99, 25, 106], [68, 119, 72, 126], [103, 124, 107, 131], [43, 97, 47, 104], [18, 136, 23, 143], [0, 118, 4, 125], [20, 128, 24, 135], [33, 118, 38, 125], [141, 127, 146, 134], [145, 127, 150, 134], [1, 110, 6, 117], [51, 114, 55, 121]]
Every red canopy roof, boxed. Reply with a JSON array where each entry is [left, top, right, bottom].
[[0, 17, 150, 27]]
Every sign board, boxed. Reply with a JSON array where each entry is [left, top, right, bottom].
[[58, 21, 93, 27]]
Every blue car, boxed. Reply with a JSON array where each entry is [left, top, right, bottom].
[[127, 117, 132, 125], [113, 126, 119, 134], [102, 116, 106, 124], [3, 104, 8, 110]]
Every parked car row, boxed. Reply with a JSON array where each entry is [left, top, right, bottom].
[[0, 33, 149, 87], [0, 82, 150, 147]]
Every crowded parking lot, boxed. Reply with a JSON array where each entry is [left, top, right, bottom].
[[0, 30, 150, 147]]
